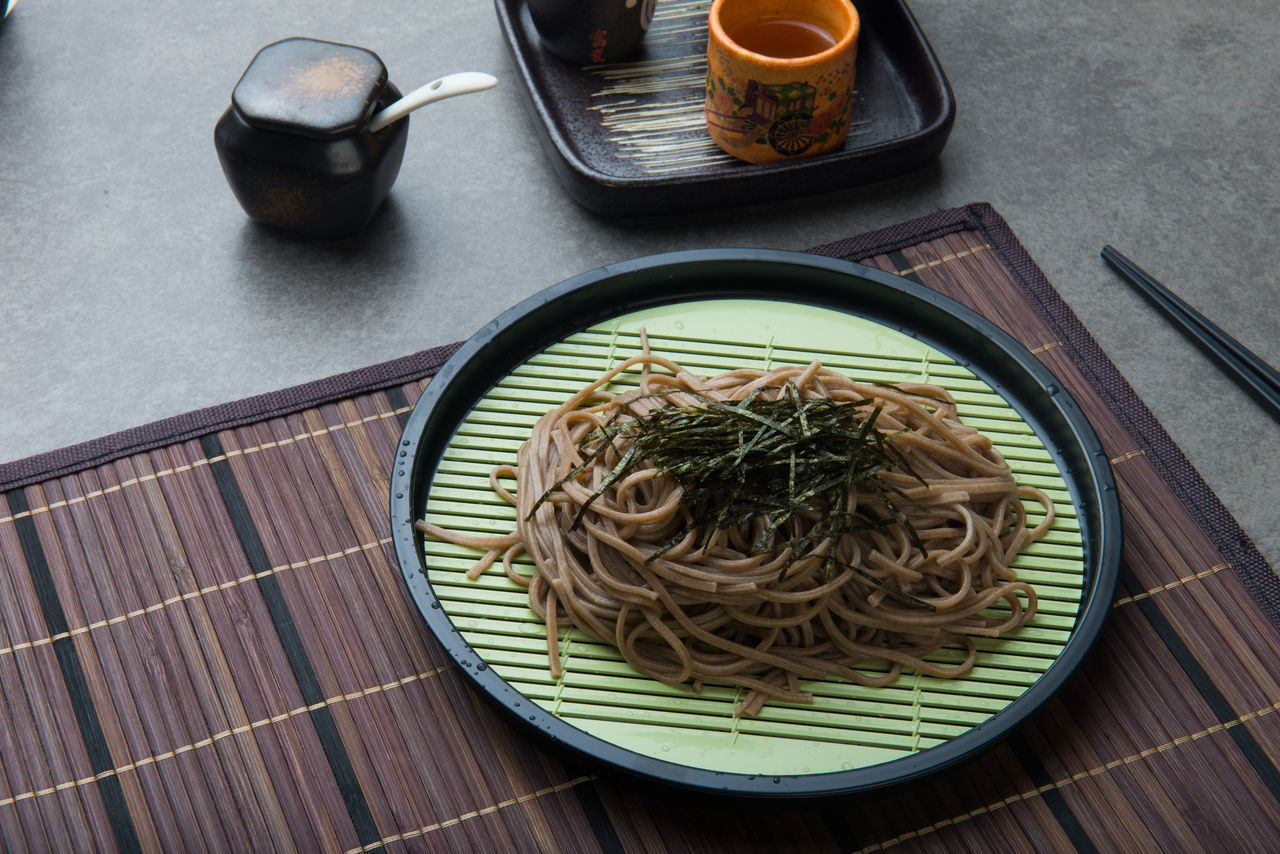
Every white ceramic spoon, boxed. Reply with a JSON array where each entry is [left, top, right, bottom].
[[367, 71, 498, 134]]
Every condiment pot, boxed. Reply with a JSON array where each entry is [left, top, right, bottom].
[[214, 37, 495, 239]]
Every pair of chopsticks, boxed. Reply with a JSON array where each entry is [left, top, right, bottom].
[[1101, 246, 1280, 422]]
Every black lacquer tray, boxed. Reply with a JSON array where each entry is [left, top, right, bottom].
[[494, 0, 956, 215]]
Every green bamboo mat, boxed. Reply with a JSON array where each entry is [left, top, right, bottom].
[[1, 203, 1278, 851], [422, 304, 1084, 776]]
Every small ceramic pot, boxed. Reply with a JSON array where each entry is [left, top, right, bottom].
[[704, 0, 859, 164], [214, 37, 409, 239], [527, 0, 656, 64]]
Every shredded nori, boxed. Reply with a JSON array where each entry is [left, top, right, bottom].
[[530, 382, 931, 602]]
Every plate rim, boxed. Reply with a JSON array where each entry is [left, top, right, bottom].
[[389, 248, 1122, 797]]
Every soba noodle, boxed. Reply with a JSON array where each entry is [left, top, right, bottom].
[[418, 341, 1052, 716]]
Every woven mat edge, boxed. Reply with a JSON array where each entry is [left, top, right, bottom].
[[3, 202, 1274, 626], [0, 342, 461, 493]]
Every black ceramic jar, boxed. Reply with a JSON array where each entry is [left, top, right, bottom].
[[214, 37, 409, 239]]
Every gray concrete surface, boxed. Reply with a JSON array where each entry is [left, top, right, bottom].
[[1, 0, 1277, 573]]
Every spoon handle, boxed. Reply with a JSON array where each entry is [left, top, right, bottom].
[[368, 71, 498, 134]]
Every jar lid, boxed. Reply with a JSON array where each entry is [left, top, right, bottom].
[[231, 37, 389, 140]]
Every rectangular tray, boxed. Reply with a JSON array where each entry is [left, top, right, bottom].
[[494, 0, 957, 215]]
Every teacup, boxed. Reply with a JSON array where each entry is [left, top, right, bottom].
[[704, 0, 859, 164]]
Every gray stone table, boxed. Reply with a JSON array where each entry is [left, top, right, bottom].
[[1, 0, 1276, 572]]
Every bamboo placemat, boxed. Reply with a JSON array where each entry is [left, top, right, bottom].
[[2, 203, 1277, 852]]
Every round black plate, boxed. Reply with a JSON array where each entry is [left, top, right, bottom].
[[389, 249, 1121, 798]]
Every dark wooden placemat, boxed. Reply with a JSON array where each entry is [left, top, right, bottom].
[[2, 203, 1277, 852]]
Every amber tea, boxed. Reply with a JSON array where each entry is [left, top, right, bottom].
[[728, 17, 838, 58], [705, 0, 859, 163]]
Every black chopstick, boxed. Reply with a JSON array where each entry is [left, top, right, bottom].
[[1101, 245, 1280, 422]]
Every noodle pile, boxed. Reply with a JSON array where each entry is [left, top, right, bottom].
[[418, 344, 1052, 716]]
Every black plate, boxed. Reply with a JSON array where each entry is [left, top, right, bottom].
[[495, 0, 956, 215], [389, 249, 1122, 797]]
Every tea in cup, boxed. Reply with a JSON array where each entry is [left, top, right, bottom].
[[704, 0, 859, 164]]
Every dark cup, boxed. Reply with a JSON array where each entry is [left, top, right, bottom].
[[214, 37, 409, 240], [527, 0, 656, 64]]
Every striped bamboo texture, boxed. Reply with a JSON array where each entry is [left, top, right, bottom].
[[1, 203, 1277, 852], [423, 322, 1085, 773]]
